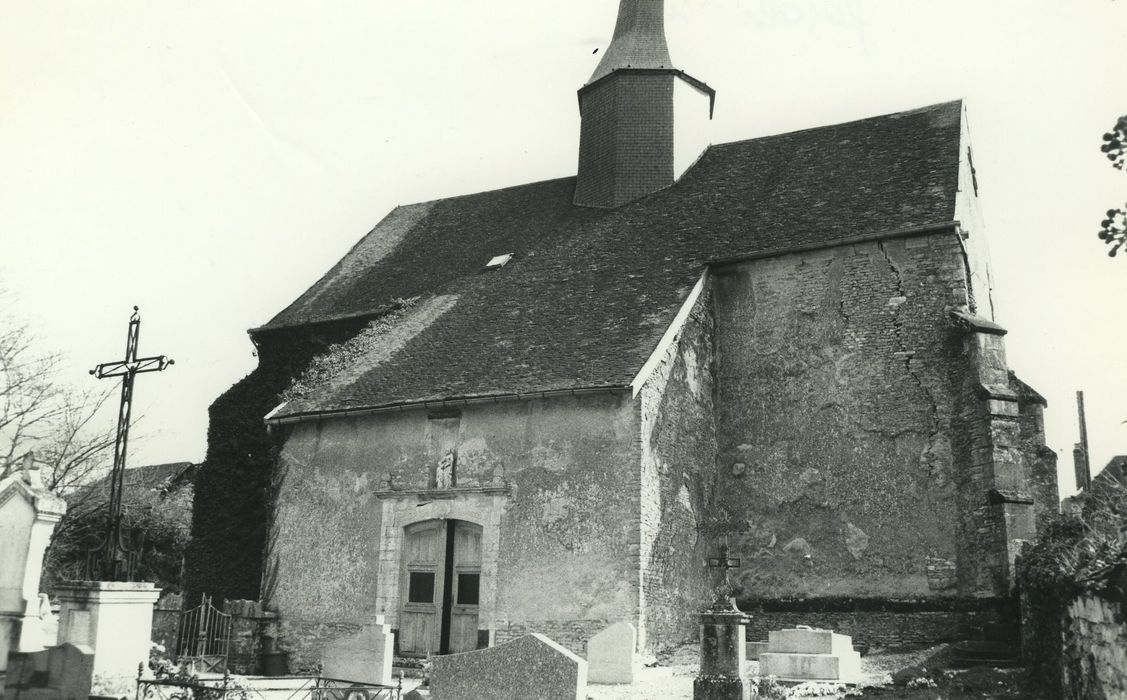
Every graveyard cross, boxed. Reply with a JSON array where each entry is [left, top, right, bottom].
[[706, 536, 741, 611], [87, 306, 174, 581]]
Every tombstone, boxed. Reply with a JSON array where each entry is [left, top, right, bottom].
[[48, 642, 95, 700], [758, 627, 862, 684], [586, 621, 638, 684], [320, 617, 394, 686], [430, 633, 586, 700], [0, 454, 67, 673]]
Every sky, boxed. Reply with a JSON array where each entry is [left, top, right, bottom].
[[2, 0, 1125, 496]]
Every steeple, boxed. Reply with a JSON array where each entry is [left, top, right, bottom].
[[588, 1, 672, 83], [574, 0, 714, 209]]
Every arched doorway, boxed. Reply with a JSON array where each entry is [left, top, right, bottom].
[[398, 519, 482, 656]]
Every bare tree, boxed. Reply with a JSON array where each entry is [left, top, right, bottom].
[[0, 297, 116, 499]]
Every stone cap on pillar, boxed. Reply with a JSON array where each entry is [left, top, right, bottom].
[[54, 581, 161, 604]]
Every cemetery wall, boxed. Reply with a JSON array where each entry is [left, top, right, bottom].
[[1060, 592, 1127, 700], [267, 391, 641, 665], [711, 234, 968, 600], [637, 276, 715, 651]]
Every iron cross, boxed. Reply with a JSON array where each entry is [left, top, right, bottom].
[[87, 306, 174, 581], [707, 535, 741, 611]]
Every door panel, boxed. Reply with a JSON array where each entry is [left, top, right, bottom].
[[448, 521, 481, 653], [399, 521, 444, 655], [399, 519, 482, 656]]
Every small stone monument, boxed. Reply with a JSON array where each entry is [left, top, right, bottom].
[[694, 537, 750, 700], [586, 621, 638, 684], [0, 453, 67, 673], [320, 616, 395, 686], [758, 626, 862, 684]]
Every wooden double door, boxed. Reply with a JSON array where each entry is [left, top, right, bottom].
[[399, 519, 482, 656]]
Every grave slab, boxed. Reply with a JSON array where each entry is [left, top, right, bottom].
[[430, 633, 585, 700], [320, 617, 394, 686], [586, 621, 638, 684]]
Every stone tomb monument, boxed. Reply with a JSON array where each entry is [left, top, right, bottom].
[[0, 454, 67, 673], [320, 617, 394, 686], [430, 633, 586, 700], [758, 627, 862, 684], [586, 621, 638, 684]]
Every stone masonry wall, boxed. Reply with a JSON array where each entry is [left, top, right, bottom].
[[1060, 593, 1127, 699], [638, 276, 716, 651], [712, 233, 969, 600], [267, 392, 641, 664]]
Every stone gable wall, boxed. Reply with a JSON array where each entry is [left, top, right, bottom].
[[712, 233, 970, 599], [637, 276, 716, 651], [267, 392, 641, 665]]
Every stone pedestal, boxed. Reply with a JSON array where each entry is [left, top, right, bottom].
[[54, 581, 161, 688], [0, 458, 66, 673], [693, 610, 750, 700]]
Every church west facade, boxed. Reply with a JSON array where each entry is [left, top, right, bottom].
[[189, 0, 1058, 665]]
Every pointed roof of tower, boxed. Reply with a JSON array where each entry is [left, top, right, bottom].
[[588, 0, 673, 83]]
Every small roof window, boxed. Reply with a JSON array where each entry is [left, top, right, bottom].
[[484, 253, 513, 270]]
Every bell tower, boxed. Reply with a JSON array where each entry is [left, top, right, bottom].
[[574, 0, 715, 209]]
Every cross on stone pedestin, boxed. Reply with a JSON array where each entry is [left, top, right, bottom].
[[706, 536, 741, 611], [87, 306, 173, 581]]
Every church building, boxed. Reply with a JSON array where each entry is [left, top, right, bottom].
[[189, 0, 1059, 664]]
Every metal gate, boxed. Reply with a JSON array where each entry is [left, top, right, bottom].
[[175, 594, 232, 673]]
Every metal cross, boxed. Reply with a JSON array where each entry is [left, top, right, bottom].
[[87, 306, 174, 581], [706, 536, 741, 611]]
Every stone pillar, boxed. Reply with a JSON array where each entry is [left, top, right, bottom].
[[54, 581, 161, 691], [0, 455, 67, 672], [693, 610, 750, 700]]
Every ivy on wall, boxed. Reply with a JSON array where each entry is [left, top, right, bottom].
[[184, 309, 401, 604]]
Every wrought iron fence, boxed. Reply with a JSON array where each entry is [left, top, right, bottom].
[[136, 672, 402, 700]]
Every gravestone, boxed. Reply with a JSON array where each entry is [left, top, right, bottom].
[[320, 617, 394, 686], [758, 627, 862, 684], [430, 633, 586, 700], [586, 621, 638, 684], [0, 454, 67, 673]]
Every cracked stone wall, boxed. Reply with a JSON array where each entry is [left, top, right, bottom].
[[712, 233, 969, 599], [268, 392, 641, 663]]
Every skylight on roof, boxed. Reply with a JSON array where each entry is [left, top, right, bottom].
[[484, 253, 513, 270]]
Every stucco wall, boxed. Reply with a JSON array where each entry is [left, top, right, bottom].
[[1061, 592, 1127, 700], [712, 233, 969, 599], [267, 392, 641, 662], [637, 275, 715, 650]]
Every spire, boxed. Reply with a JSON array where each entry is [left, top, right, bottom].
[[573, 0, 714, 209], [589, 0, 672, 83]]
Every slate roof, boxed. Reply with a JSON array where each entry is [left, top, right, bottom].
[[262, 101, 964, 419]]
